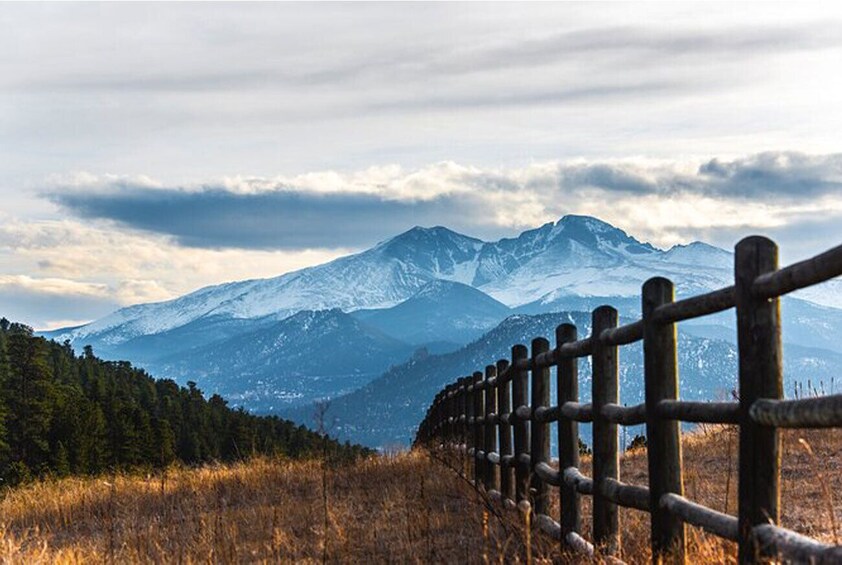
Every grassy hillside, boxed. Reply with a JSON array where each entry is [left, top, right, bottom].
[[0, 427, 837, 563]]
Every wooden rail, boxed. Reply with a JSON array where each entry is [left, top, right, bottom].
[[415, 236, 842, 564]]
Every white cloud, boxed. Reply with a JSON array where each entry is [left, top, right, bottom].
[[0, 275, 109, 298], [0, 219, 350, 308]]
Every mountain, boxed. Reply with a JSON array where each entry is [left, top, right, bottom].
[[43, 214, 842, 419], [45, 225, 485, 352], [297, 312, 842, 449], [352, 280, 511, 347], [145, 309, 415, 410], [47, 215, 739, 352]]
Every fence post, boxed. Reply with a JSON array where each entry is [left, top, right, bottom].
[[447, 384, 456, 445], [557, 323, 582, 545], [497, 359, 514, 503], [735, 237, 782, 564], [485, 364, 499, 492], [643, 277, 686, 564], [511, 344, 530, 506], [592, 305, 620, 555], [473, 370, 485, 488], [460, 376, 470, 478], [530, 337, 551, 517]]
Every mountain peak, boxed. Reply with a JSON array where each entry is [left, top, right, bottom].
[[556, 214, 616, 233], [549, 214, 657, 254]]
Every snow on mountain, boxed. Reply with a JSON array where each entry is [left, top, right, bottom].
[[48, 214, 841, 363], [478, 216, 730, 305], [49, 225, 485, 347]]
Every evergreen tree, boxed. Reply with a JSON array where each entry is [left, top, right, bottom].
[[0, 319, 371, 485]]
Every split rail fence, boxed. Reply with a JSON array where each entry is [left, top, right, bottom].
[[415, 236, 842, 564]]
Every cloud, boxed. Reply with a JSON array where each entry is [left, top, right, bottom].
[[45, 152, 842, 252], [48, 186, 481, 250], [0, 278, 119, 331], [0, 275, 109, 298], [0, 218, 350, 329]]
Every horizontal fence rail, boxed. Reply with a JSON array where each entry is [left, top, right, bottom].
[[415, 236, 842, 564]]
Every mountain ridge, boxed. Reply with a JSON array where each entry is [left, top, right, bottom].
[[46, 215, 739, 345]]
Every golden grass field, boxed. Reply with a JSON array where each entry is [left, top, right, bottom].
[[0, 426, 838, 564]]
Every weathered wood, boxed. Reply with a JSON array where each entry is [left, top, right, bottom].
[[591, 305, 620, 555], [558, 336, 593, 358], [484, 364, 499, 491], [660, 493, 738, 541], [656, 400, 740, 424], [511, 344, 530, 506], [600, 319, 644, 346], [753, 523, 842, 564], [563, 466, 594, 495], [472, 371, 485, 488], [531, 337, 551, 517], [556, 323, 583, 548], [561, 401, 593, 422], [653, 285, 736, 324], [513, 405, 532, 422], [601, 402, 647, 425], [735, 236, 782, 564], [458, 378, 469, 477], [535, 513, 562, 541], [533, 405, 559, 423], [535, 461, 561, 486], [600, 478, 650, 512], [533, 348, 556, 369], [496, 359, 513, 503], [750, 394, 842, 428], [566, 531, 596, 556], [643, 276, 686, 564], [752, 242, 842, 300]]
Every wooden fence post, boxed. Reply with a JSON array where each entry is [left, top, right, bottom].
[[445, 383, 452, 444], [511, 344, 530, 506], [643, 277, 686, 563], [592, 305, 620, 555], [460, 376, 470, 478], [735, 237, 782, 564], [485, 364, 499, 492], [473, 370, 485, 488], [557, 323, 582, 544], [497, 359, 514, 503], [530, 337, 551, 517]]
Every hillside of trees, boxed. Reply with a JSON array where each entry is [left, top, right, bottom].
[[0, 318, 371, 485]]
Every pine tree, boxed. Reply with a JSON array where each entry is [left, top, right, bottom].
[[4, 324, 55, 480]]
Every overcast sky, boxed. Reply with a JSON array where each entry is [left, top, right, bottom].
[[2, 2, 842, 329]]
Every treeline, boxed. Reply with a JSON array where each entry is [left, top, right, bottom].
[[0, 318, 371, 485]]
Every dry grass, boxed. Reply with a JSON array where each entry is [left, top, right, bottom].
[[0, 427, 838, 564]]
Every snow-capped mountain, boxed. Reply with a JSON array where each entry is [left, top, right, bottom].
[[49, 215, 739, 348], [50, 224, 486, 349], [41, 214, 842, 415]]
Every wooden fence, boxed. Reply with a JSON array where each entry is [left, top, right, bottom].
[[414, 236, 842, 564]]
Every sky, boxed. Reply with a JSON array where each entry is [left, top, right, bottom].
[[2, 2, 842, 330]]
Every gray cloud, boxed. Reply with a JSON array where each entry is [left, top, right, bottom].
[[49, 187, 483, 250], [46, 152, 842, 251], [696, 153, 842, 198], [13, 21, 839, 96]]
